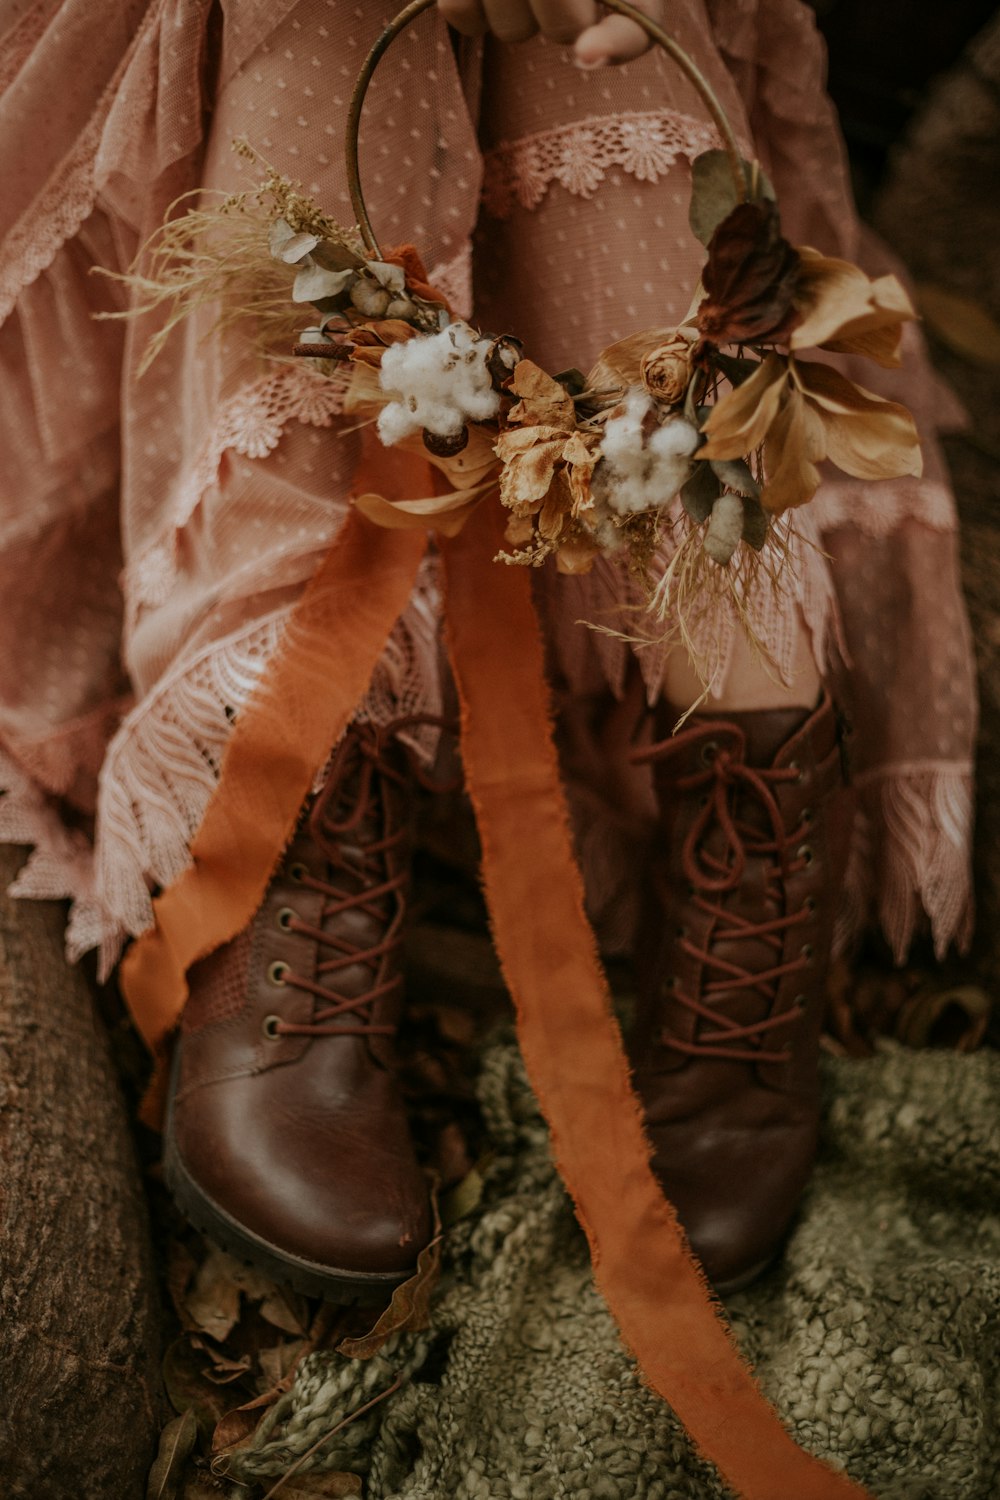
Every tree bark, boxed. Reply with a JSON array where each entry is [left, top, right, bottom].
[[0, 845, 163, 1498]]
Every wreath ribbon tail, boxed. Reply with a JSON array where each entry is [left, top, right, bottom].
[[120, 508, 429, 1125], [441, 499, 871, 1500]]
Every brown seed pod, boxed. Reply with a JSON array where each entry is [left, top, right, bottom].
[[486, 335, 524, 392], [422, 426, 469, 457]]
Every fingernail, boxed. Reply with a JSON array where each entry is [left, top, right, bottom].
[[574, 54, 610, 70]]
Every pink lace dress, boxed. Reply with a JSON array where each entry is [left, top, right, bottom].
[[0, 0, 975, 982]]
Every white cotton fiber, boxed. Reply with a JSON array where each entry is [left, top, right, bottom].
[[377, 322, 500, 444], [599, 388, 700, 516]]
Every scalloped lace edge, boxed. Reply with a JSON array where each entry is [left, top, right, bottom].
[[481, 107, 728, 218]]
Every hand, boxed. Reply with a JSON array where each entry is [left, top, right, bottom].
[[437, 0, 663, 67]]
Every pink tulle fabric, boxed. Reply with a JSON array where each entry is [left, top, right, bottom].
[[0, 0, 976, 979]]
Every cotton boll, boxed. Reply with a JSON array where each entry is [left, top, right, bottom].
[[377, 322, 501, 445], [599, 388, 700, 516]]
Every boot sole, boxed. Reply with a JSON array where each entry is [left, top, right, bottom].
[[712, 1256, 775, 1297], [163, 1118, 416, 1306]]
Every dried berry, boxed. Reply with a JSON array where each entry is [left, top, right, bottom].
[[422, 426, 469, 457]]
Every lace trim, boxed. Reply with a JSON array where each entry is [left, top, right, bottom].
[[128, 361, 353, 610], [428, 242, 473, 321], [838, 762, 973, 963], [811, 477, 956, 538], [97, 554, 442, 979], [481, 107, 726, 218], [0, 746, 113, 967]]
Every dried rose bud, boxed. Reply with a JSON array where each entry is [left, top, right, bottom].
[[640, 330, 696, 405], [486, 335, 524, 392], [422, 426, 469, 457]]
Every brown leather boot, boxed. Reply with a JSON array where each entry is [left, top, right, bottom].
[[630, 693, 852, 1292], [164, 720, 438, 1303]]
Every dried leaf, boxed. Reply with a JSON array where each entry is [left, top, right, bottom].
[[277, 231, 322, 265], [505, 360, 576, 428], [697, 200, 801, 347], [440, 1164, 486, 1228], [337, 1198, 442, 1360], [147, 1409, 199, 1500], [699, 355, 787, 459], [259, 1290, 310, 1337], [915, 282, 1000, 367], [760, 393, 824, 511], [708, 457, 759, 498], [162, 1337, 239, 1439], [184, 1245, 243, 1344], [292, 264, 355, 304], [740, 495, 770, 550], [258, 1338, 306, 1388], [354, 486, 486, 536], [790, 248, 915, 368], [680, 463, 721, 522], [794, 359, 923, 481], [689, 149, 774, 247]]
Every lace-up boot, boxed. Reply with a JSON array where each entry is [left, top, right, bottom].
[[630, 693, 852, 1292], [164, 719, 441, 1303]]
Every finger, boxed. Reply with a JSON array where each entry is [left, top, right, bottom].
[[481, 0, 539, 42], [573, 0, 661, 65], [438, 0, 490, 38], [528, 0, 599, 47]]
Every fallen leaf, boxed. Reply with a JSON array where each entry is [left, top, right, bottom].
[[147, 1409, 198, 1500], [258, 1339, 306, 1388], [184, 1245, 243, 1344], [337, 1195, 443, 1360], [162, 1337, 240, 1439]]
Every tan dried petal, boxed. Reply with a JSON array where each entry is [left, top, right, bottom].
[[793, 359, 923, 480], [505, 360, 576, 428], [698, 354, 788, 460], [790, 249, 915, 369], [760, 391, 825, 511]]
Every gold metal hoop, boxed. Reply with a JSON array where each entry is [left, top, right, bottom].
[[346, 0, 746, 257]]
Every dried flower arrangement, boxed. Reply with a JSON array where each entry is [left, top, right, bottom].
[[112, 0, 922, 679]]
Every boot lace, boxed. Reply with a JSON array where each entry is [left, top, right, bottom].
[[267, 715, 458, 1042], [636, 723, 815, 1065]]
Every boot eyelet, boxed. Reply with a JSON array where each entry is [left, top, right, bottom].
[[797, 844, 814, 867], [789, 759, 804, 784], [803, 895, 817, 912], [262, 1014, 283, 1040], [289, 862, 308, 884], [700, 740, 720, 766], [267, 960, 289, 986], [800, 808, 814, 827], [276, 907, 296, 932], [793, 993, 807, 1008], [677, 925, 688, 939], [801, 943, 815, 961]]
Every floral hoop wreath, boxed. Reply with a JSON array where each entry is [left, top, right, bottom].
[[114, 10, 893, 1498]]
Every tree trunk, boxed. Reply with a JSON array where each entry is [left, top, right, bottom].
[[0, 845, 163, 1498]]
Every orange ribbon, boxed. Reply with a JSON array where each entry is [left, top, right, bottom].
[[120, 472, 872, 1500]]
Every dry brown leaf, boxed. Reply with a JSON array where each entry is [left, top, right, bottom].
[[162, 1337, 239, 1438], [184, 1245, 244, 1344], [699, 355, 787, 460], [337, 1199, 442, 1360], [147, 1409, 199, 1500], [793, 359, 922, 482], [760, 396, 824, 512], [791, 248, 915, 368], [258, 1338, 306, 1389], [505, 359, 576, 428]]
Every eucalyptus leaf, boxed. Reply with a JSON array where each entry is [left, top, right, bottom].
[[292, 264, 356, 304], [268, 218, 295, 258], [146, 1408, 198, 1500], [741, 495, 770, 551], [277, 230, 321, 265], [311, 239, 366, 273], [681, 462, 722, 523], [709, 458, 760, 499], [689, 150, 776, 246]]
